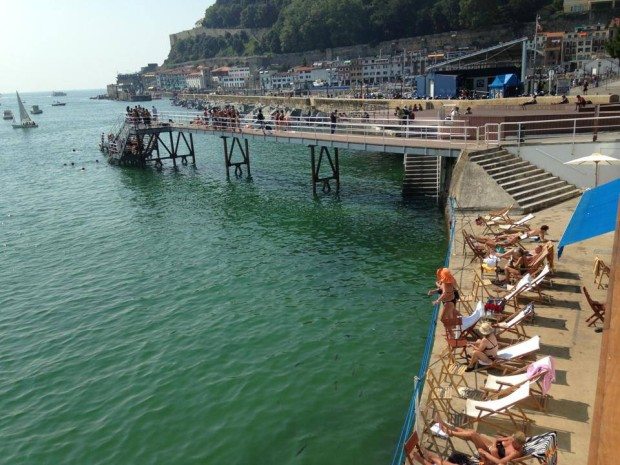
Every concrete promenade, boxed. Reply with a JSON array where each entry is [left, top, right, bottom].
[[420, 196, 613, 463]]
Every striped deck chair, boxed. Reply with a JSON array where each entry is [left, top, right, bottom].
[[515, 432, 558, 465]]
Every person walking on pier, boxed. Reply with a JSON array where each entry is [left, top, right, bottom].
[[330, 111, 337, 134], [257, 108, 265, 134]]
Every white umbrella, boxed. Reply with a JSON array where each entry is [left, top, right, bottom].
[[565, 152, 620, 187]]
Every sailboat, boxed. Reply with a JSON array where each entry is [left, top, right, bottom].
[[12, 91, 37, 129]]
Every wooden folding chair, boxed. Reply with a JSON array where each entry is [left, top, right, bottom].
[[443, 317, 469, 362], [594, 256, 611, 289], [404, 431, 422, 465], [494, 302, 534, 342], [462, 231, 488, 265], [583, 286, 606, 326], [437, 347, 470, 392], [463, 383, 534, 433], [516, 432, 558, 465]]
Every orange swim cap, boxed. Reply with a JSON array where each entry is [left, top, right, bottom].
[[436, 268, 456, 284]]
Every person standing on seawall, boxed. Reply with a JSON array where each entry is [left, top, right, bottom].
[[428, 268, 459, 323], [330, 111, 337, 134]]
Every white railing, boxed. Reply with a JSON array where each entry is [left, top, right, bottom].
[[483, 113, 620, 146], [126, 112, 482, 147]]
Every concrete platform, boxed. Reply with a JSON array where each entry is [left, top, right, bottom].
[[419, 196, 613, 463]]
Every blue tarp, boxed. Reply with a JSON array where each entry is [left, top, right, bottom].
[[558, 178, 620, 258], [489, 73, 519, 89]]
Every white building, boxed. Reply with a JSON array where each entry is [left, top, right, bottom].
[[156, 68, 191, 90], [271, 72, 294, 90], [186, 72, 203, 89]]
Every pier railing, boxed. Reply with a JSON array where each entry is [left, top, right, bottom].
[[128, 112, 483, 147], [483, 113, 620, 145]]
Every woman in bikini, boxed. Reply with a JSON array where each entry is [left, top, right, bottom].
[[428, 268, 459, 324], [411, 421, 526, 465], [466, 322, 498, 371]]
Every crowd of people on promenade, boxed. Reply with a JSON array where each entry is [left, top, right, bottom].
[[402, 205, 586, 464]]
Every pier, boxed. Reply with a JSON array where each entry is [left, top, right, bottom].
[[100, 109, 620, 197]]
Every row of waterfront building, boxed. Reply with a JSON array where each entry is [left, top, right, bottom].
[[107, 19, 618, 98]]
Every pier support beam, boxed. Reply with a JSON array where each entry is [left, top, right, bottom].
[[309, 146, 340, 195], [222, 136, 251, 179]]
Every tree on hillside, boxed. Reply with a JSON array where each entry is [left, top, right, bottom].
[[606, 29, 620, 59], [459, 0, 498, 29]]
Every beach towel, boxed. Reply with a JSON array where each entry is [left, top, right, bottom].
[[527, 356, 556, 395]]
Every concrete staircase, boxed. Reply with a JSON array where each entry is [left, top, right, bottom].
[[403, 155, 442, 197], [468, 147, 582, 213]]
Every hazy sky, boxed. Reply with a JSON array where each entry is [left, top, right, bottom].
[[0, 0, 215, 93]]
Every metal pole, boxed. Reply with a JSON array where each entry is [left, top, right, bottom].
[[310, 145, 317, 195], [245, 138, 251, 179], [222, 136, 230, 179], [189, 132, 195, 164], [334, 147, 340, 192]]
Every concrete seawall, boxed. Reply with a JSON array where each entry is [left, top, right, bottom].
[[177, 93, 617, 114]]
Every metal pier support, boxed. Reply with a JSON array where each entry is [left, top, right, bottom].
[[309, 145, 340, 195], [221, 136, 251, 179]]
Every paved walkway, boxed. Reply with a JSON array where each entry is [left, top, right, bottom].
[[419, 196, 612, 463]]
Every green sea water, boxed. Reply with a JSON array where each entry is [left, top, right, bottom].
[[0, 90, 447, 465]]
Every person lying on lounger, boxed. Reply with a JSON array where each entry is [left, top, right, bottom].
[[412, 420, 526, 465]]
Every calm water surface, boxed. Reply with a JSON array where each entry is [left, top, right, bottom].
[[0, 90, 446, 465]]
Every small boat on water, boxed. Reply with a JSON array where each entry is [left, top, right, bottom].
[[3, 109, 13, 120], [52, 91, 67, 97], [31, 105, 43, 114], [52, 101, 66, 106], [12, 91, 38, 128]]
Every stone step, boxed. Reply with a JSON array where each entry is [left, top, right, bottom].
[[486, 161, 532, 176], [499, 172, 552, 189], [516, 184, 580, 206], [493, 167, 545, 183], [468, 148, 508, 161], [476, 154, 518, 169], [520, 190, 582, 213], [504, 176, 562, 195], [509, 180, 569, 200], [479, 157, 524, 172]]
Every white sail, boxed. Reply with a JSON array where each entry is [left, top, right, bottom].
[[16, 91, 33, 124]]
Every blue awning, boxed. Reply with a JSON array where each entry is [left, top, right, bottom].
[[558, 178, 620, 258]]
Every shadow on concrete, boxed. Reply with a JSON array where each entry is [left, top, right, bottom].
[[529, 315, 568, 330], [546, 398, 590, 423], [540, 343, 571, 359], [553, 270, 581, 280], [549, 299, 582, 311], [554, 369, 568, 386], [549, 283, 583, 293]]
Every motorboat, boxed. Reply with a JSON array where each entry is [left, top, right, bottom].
[[31, 105, 43, 114], [3, 109, 13, 120], [12, 91, 38, 128], [52, 101, 66, 106]]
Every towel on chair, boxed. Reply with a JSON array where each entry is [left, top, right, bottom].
[[527, 356, 555, 394]]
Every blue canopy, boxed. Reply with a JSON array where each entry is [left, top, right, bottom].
[[558, 178, 620, 258], [489, 74, 519, 89]]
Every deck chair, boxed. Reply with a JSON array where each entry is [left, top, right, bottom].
[[404, 431, 423, 465], [519, 264, 552, 303], [474, 335, 541, 375], [583, 286, 606, 326], [458, 301, 484, 339], [437, 347, 470, 392], [594, 256, 611, 289], [481, 356, 554, 411], [494, 303, 534, 341], [463, 231, 488, 265], [483, 204, 514, 223], [463, 382, 533, 432], [443, 317, 469, 362], [516, 431, 558, 465], [498, 213, 535, 232]]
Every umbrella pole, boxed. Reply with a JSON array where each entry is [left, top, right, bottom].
[[595, 161, 599, 187]]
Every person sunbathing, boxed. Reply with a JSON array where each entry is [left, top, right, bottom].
[[466, 322, 498, 371], [472, 232, 521, 250], [501, 244, 546, 280], [523, 225, 549, 241], [428, 268, 459, 323], [412, 420, 526, 465]]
